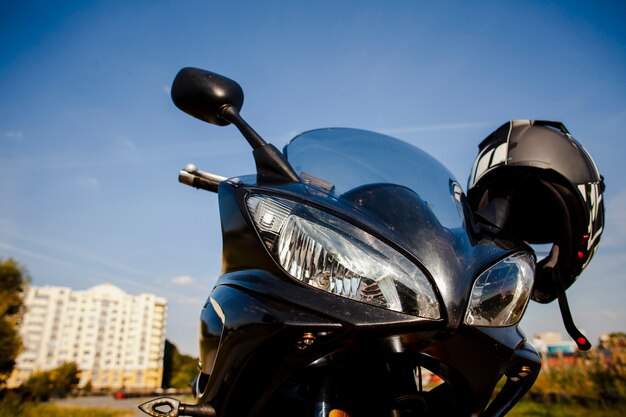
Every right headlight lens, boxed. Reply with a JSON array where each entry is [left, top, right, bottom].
[[464, 252, 535, 327], [246, 194, 441, 319]]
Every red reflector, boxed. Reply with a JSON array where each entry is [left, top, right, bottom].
[[577, 251, 584, 261], [577, 337, 587, 345]]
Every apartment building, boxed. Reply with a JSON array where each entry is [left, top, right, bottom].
[[8, 283, 167, 391]]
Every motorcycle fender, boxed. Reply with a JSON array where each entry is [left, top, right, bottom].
[[197, 279, 342, 415]]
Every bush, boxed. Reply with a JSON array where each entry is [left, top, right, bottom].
[[22, 362, 80, 401], [510, 398, 626, 417], [589, 348, 626, 401], [530, 341, 626, 406], [162, 340, 197, 389]]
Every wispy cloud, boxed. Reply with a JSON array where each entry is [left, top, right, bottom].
[[77, 176, 99, 189], [0, 225, 151, 280], [0, 218, 18, 232], [172, 275, 195, 286], [380, 122, 490, 136], [597, 108, 626, 131], [0, 240, 149, 291], [1, 131, 24, 140], [599, 309, 622, 320], [173, 296, 205, 306], [275, 130, 303, 145], [0, 236, 203, 305], [599, 187, 626, 248], [116, 136, 137, 152], [0, 223, 220, 307], [0, 139, 246, 171], [275, 123, 491, 147]]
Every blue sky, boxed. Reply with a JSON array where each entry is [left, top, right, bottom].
[[1, 1, 625, 354]]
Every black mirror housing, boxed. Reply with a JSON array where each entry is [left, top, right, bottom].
[[171, 67, 244, 126]]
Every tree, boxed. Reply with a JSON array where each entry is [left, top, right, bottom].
[[22, 370, 52, 402], [0, 258, 30, 385], [162, 340, 198, 389], [49, 362, 80, 397], [606, 332, 626, 348], [23, 362, 80, 401]]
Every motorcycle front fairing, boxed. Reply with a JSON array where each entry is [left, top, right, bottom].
[[196, 129, 540, 416]]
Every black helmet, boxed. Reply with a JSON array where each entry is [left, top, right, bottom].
[[467, 120, 604, 303]]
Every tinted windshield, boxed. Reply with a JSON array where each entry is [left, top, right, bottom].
[[285, 128, 465, 229]]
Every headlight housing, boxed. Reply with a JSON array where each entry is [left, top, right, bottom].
[[464, 252, 535, 327], [246, 194, 441, 319]]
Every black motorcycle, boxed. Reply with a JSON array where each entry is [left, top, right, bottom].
[[140, 68, 605, 417]]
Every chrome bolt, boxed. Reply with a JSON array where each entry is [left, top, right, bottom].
[[297, 332, 316, 350]]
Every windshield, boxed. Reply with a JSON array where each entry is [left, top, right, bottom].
[[285, 128, 465, 230]]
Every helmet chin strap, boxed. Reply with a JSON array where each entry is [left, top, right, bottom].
[[542, 245, 591, 351]]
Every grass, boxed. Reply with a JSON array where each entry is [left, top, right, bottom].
[[3, 342, 625, 417], [0, 401, 133, 417], [1, 394, 625, 417], [508, 398, 626, 417], [507, 340, 626, 416]]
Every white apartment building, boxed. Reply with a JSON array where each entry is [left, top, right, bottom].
[[8, 283, 167, 391]]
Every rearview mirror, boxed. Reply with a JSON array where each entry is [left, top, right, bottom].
[[171, 67, 244, 126], [171, 67, 299, 185]]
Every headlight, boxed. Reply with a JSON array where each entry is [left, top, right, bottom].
[[464, 253, 535, 327], [246, 194, 440, 319]]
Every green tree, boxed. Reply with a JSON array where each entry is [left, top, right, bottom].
[[0, 258, 30, 385], [604, 332, 626, 348], [22, 370, 52, 402], [49, 362, 80, 397], [162, 340, 198, 389], [23, 362, 80, 401]]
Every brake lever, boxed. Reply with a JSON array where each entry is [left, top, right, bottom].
[[549, 265, 592, 351]]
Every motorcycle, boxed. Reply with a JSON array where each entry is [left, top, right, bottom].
[[139, 68, 605, 417]]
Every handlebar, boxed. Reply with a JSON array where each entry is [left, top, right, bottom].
[[179, 164, 227, 193]]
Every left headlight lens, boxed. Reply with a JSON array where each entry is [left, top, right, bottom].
[[246, 194, 440, 319], [464, 252, 535, 327]]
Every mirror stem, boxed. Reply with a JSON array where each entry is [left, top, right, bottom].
[[219, 105, 299, 184], [220, 105, 267, 150]]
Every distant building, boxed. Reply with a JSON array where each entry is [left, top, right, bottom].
[[8, 284, 167, 391], [531, 332, 579, 368], [532, 331, 577, 355]]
